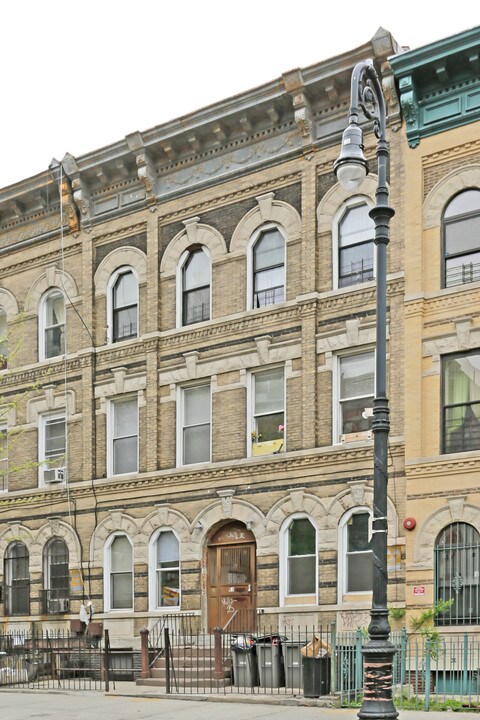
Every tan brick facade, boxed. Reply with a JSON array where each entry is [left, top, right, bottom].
[[0, 31, 409, 646]]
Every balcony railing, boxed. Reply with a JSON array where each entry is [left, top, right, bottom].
[[445, 260, 480, 288], [253, 285, 284, 308]]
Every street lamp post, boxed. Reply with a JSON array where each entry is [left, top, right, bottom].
[[334, 61, 397, 720]]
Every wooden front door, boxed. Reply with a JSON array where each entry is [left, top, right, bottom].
[[207, 523, 256, 632]]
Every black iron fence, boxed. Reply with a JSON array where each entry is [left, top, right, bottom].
[[0, 630, 105, 690]]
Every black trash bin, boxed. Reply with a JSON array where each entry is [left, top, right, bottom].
[[302, 656, 331, 697], [231, 634, 258, 687]]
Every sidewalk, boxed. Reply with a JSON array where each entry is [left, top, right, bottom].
[[105, 682, 480, 719], [1, 685, 479, 720]]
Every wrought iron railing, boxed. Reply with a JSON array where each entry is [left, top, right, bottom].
[[253, 285, 284, 308], [446, 260, 480, 288]]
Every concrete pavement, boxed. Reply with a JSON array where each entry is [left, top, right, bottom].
[[0, 686, 479, 720]]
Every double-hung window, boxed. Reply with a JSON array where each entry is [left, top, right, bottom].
[[0, 422, 7, 492], [443, 351, 480, 454], [251, 367, 285, 456], [0, 308, 7, 369], [107, 534, 133, 610], [285, 517, 317, 600], [40, 413, 66, 485], [110, 397, 138, 475], [338, 352, 374, 441], [42, 290, 65, 359], [443, 189, 480, 288], [44, 538, 69, 614], [182, 249, 210, 325], [337, 201, 374, 288], [252, 227, 285, 308], [112, 270, 138, 342], [4, 542, 30, 616], [344, 511, 373, 594], [179, 384, 211, 465], [154, 531, 180, 608]]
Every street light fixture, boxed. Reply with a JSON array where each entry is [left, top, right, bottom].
[[334, 61, 397, 720]]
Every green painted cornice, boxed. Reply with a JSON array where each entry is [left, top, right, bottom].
[[390, 26, 480, 147]]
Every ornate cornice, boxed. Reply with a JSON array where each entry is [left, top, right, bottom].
[[422, 139, 480, 168], [0, 439, 405, 510], [0, 243, 82, 279], [390, 26, 480, 148], [157, 172, 302, 226], [93, 221, 148, 245], [406, 454, 480, 479], [159, 306, 301, 350]]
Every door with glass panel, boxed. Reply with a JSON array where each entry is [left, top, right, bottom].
[[207, 522, 256, 631]]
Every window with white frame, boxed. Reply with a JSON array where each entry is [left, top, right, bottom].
[[250, 367, 285, 456], [283, 516, 317, 601], [4, 541, 30, 616], [43, 538, 69, 614], [0, 308, 7, 369], [105, 534, 133, 610], [39, 413, 66, 485], [181, 249, 210, 325], [336, 200, 375, 288], [251, 226, 285, 309], [443, 189, 480, 288], [150, 530, 181, 609], [337, 351, 374, 441], [111, 269, 138, 342], [109, 397, 138, 476], [41, 289, 65, 360], [0, 422, 7, 492], [179, 383, 211, 465], [340, 510, 373, 595]]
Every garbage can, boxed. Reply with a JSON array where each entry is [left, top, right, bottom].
[[231, 635, 258, 687], [302, 656, 331, 697], [256, 635, 285, 688], [284, 641, 303, 691]]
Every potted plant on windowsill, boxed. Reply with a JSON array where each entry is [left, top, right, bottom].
[[251, 425, 284, 456]]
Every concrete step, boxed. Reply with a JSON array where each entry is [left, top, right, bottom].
[[151, 667, 231, 679], [136, 677, 232, 689]]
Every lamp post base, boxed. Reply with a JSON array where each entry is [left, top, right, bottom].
[[357, 640, 398, 720]]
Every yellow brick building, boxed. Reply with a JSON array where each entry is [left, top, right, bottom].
[[391, 25, 480, 631]]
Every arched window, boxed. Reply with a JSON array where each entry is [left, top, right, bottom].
[[282, 515, 318, 605], [339, 509, 373, 598], [149, 530, 181, 610], [251, 226, 285, 309], [181, 248, 210, 326], [0, 308, 7, 369], [43, 538, 69, 614], [105, 534, 133, 611], [443, 189, 480, 288], [111, 269, 138, 342], [435, 522, 480, 626], [41, 289, 65, 360], [336, 200, 374, 288], [4, 541, 30, 616]]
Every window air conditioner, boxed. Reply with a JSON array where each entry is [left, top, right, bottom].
[[44, 467, 66, 484]]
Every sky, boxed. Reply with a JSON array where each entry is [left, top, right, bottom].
[[0, 1, 479, 190]]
